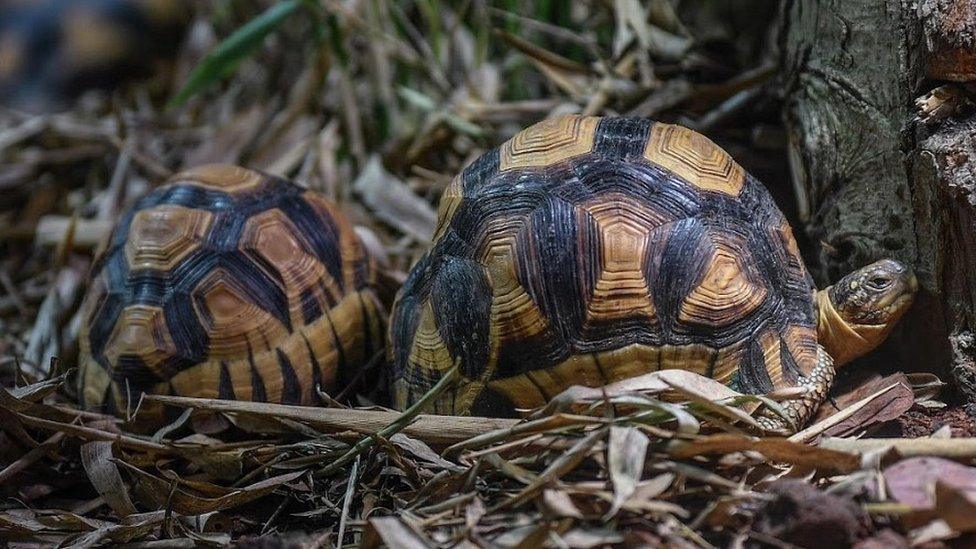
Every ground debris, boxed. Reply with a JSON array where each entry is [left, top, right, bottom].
[[0, 364, 964, 547]]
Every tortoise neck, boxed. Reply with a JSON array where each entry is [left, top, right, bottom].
[[815, 287, 889, 367]]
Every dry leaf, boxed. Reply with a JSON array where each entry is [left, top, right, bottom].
[[80, 441, 138, 517], [560, 528, 625, 548], [886, 456, 976, 508], [543, 489, 584, 518], [811, 373, 914, 438], [909, 519, 959, 546], [935, 480, 976, 532], [391, 433, 464, 472], [361, 517, 431, 549], [353, 156, 436, 241], [544, 369, 745, 416], [120, 462, 304, 515], [182, 105, 267, 168], [607, 426, 649, 515]]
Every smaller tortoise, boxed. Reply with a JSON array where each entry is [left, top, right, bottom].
[[389, 116, 916, 430], [78, 165, 384, 421]]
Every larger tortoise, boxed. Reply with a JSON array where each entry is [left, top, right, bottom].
[[78, 165, 384, 421], [389, 116, 916, 429]]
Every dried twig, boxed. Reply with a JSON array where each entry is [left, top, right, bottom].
[[336, 455, 360, 545], [819, 437, 976, 458], [146, 389, 515, 447]]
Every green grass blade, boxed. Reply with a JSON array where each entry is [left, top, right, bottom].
[[168, 0, 306, 108]]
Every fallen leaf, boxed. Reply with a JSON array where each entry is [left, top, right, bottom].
[[361, 517, 431, 549], [80, 442, 138, 517], [391, 433, 464, 472], [353, 156, 436, 241], [608, 426, 648, 515], [909, 519, 959, 546], [500, 427, 606, 511], [560, 528, 625, 548], [465, 496, 486, 528], [543, 369, 745, 417], [936, 480, 976, 532], [811, 373, 914, 438], [118, 462, 304, 515], [629, 473, 674, 502], [907, 372, 947, 403], [886, 457, 976, 509], [852, 529, 910, 549], [182, 104, 266, 168], [542, 489, 584, 518]]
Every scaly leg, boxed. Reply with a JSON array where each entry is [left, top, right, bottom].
[[757, 345, 835, 434]]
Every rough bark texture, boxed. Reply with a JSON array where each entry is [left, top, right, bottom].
[[784, 1, 921, 281], [919, 0, 976, 82], [783, 0, 976, 396], [913, 116, 976, 400]]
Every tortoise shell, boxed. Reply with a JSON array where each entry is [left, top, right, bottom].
[[389, 116, 818, 416], [78, 165, 384, 416]]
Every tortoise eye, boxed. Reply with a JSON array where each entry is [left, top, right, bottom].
[[867, 276, 892, 289]]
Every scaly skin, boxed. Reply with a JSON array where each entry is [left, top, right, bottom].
[[757, 346, 835, 434]]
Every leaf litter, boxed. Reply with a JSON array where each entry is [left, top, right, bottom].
[[0, 363, 967, 547]]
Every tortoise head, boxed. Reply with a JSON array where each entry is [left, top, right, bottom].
[[816, 259, 917, 366]]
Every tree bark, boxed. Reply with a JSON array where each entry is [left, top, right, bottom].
[[783, 0, 976, 399]]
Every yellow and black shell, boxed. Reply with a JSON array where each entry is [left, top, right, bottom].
[[389, 116, 819, 416], [78, 165, 384, 416]]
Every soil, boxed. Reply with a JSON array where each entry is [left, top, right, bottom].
[[894, 406, 976, 438]]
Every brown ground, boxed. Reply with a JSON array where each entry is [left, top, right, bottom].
[[895, 406, 976, 438]]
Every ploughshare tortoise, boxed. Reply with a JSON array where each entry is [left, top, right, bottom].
[[78, 165, 384, 420], [389, 115, 916, 429]]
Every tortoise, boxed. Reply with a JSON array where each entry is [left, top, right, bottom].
[[78, 164, 384, 421], [388, 115, 916, 430]]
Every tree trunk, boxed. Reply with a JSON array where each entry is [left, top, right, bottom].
[[783, 0, 976, 399]]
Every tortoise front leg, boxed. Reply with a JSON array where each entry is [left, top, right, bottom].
[[758, 345, 835, 434]]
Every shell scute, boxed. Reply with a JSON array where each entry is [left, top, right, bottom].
[[643, 123, 746, 196], [123, 205, 212, 271], [499, 115, 600, 171]]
